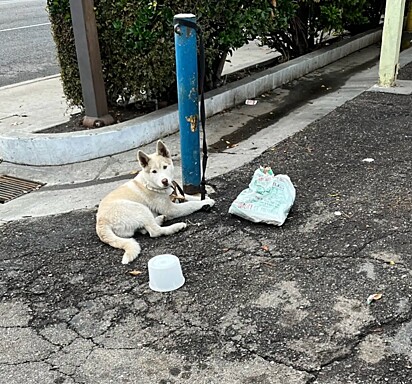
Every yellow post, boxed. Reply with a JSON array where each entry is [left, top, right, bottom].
[[379, 0, 406, 87]]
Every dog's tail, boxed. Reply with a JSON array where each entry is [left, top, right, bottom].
[[96, 224, 141, 265]]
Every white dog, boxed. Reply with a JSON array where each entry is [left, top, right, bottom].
[[96, 140, 215, 264]]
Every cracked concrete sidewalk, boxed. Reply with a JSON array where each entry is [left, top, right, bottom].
[[1, 61, 412, 383]]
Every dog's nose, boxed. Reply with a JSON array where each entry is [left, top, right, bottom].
[[161, 178, 169, 186]]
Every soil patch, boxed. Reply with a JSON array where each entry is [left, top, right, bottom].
[[38, 100, 161, 134]]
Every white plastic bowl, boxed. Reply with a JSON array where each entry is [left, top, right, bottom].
[[148, 254, 185, 292]]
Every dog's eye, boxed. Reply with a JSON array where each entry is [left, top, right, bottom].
[[163, 165, 167, 169], [152, 170, 157, 174]]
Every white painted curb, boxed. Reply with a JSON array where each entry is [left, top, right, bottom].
[[0, 29, 382, 166]]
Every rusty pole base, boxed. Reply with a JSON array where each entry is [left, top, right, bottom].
[[183, 184, 201, 195], [82, 114, 115, 128]]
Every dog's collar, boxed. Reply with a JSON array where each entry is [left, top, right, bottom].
[[133, 179, 185, 201], [146, 183, 170, 193], [136, 179, 170, 194]]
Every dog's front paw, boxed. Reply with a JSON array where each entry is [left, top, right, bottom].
[[176, 222, 187, 232], [201, 198, 215, 210], [155, 215, 166, 225]]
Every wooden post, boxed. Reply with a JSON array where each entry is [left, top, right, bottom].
[[378, 0, 406, 87], [69, 0, 114, 127], [406, 1, 412, 32]]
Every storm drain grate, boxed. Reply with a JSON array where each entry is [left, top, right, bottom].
[[0, 175, 45, 204]]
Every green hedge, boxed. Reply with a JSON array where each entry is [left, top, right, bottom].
[[47, 0, 273, 107], [47, 0, 384, 108], [263, 0, 385, 59]]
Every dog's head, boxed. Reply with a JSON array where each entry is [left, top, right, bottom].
[[137, 140, 174, 190]]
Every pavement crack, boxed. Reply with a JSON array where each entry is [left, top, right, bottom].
[[43, 341, 94, 383], [94, 156, 119, 181], [248, 350, 317, 380], [306, 311, 412, 381], [364, 310, 412, 335], [350, 231, 400, 257]]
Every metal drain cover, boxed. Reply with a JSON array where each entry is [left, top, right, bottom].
[[0, 175, 45, 204]]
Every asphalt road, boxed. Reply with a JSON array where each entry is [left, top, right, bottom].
[[0, 0, 59, 87], [1, 89, 411, 383]]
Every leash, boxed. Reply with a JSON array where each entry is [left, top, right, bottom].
[[170, 180, 186, 203], [174, 18, 208, 200]]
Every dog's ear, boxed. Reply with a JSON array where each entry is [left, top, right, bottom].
[[156, 140, 171, 158], [138, 150, 150, 168]]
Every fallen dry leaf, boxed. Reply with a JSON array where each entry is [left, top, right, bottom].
[[262, 245, 270, 252], [128, 270, 142, 276], [367, 293, 383, 305]]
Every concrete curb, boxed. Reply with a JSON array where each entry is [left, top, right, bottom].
[[0, 29, 382, 166], [0, 74, 60, 91]]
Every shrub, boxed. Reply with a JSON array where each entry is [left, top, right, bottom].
[[47, 0, 385, 109], [192, 0, 274, 88], [263, 0, 385, 60], [344, 0, 386, 34], [46, 0, 274, 108]]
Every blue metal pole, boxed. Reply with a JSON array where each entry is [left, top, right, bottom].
[[173, 13, 201, 194]]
